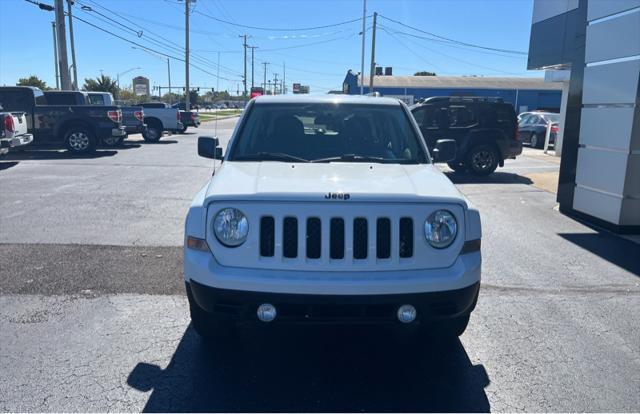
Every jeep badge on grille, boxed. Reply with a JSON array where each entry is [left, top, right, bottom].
[[325, 192, 350, 200]]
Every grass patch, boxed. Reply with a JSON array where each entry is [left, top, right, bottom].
[[199, 110, 242, 121]]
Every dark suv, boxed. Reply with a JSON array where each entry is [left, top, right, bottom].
[[411, 97, 522, 175]]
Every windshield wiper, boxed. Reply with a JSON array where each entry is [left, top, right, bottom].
[[234, 152, 310, 163], [312, 154, 417, 164]]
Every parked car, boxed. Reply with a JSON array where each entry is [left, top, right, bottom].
[[138, 102, 182, 142], [86, 92, 146, 144], [180, 112, 200, 133], [0, 110, 34, 156], [518, 111, 560, 149], [410, 96, 522, 175], [184, 95, 481, 341], [0, 86, 125, 154]]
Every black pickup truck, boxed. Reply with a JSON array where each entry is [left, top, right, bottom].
[[0, 86, 125, 154], [46, 91, 146, 146]]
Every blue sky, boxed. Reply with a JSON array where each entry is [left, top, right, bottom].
[[0, 0, 541, 94]]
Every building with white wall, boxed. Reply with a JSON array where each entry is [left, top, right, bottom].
[[528, 0, 639, 233]]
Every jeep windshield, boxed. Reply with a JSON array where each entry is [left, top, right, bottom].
[[228, 103, 429, 164]]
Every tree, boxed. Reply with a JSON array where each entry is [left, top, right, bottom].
[[17, 75, 49, 90], [83, 74, 119, 95], [414, 71, 437, 76], [161, 92, 181, 103], [116, 87, 137, 104]]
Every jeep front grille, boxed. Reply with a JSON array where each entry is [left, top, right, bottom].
[[259, 216, 414, 260]]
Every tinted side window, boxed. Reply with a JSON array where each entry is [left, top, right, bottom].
[[0, 90, 32, 111], [412, 105, 439, 129], [34, 90, 47, 105], [88, 94, 105, 105], [448, 104, 477, 128], [45, 93, 77, 105]]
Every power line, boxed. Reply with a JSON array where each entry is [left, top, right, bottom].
[[70, 14, 237, 81], [80, 0, 241, 75], [384, 28, 527, 59], [194, 10, 365, 32], [378, 24, 527, 76], [378, 14, 527, 55], [260, 33, 358, 52]]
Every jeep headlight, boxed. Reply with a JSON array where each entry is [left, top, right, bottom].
[[425, 210, 457, 248], [213, 208, 249, 247]]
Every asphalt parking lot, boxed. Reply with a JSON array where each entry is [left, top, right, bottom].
[[1, 118, 638, 412]]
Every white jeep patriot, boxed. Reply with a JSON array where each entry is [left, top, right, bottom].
[[184, 95, 481, 339]]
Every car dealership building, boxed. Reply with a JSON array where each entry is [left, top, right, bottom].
[[528, 0, 639, 233]]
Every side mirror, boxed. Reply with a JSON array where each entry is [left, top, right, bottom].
[[432, 139, 456, 163], [198, 136, 222, 159]]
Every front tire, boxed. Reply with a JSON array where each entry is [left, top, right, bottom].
[[466, 144, 499, 176], [64, 127, 97, 154], [177, 125, 187, 134]]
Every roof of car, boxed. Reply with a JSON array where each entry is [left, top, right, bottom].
[[252, 94, 402, 106]]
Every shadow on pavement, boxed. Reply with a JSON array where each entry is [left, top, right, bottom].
[[2, 149, 118, 161], [128, 326, 490, 412], [0, 161, 19, 171], [444, 171, 533, 185], [559, 232, 640, 277]]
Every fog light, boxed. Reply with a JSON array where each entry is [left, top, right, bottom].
[[257, 303, 277, 322], [397, 304, 417, 323]]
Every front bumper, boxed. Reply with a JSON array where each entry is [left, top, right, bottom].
[[188, 280, 480, 324]]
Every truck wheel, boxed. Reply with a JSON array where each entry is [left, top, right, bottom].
[[466, 144, 499, 176], [102, 136, 125, 147], [65, 127, 97, 154], [187, 287, 236, 341], [178, 125, 187, 134], [143, 124, 162, 142], [447, 162, 467, 173]]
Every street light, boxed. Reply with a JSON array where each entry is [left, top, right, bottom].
[[116, 67, 141, 96], [131, 46, 172, 104]]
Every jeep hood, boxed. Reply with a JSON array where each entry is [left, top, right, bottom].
[[204, 162, 466, 205]]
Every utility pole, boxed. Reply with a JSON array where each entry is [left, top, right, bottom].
[[51, 21, 60, 90], [54, 0, 71, 90], [66, 0, 78, 90], [249, 46, 257, 89], [185, 0, 191, 111], [369, 11, 377, 93], [240, 35, 249, 96], [282, 61, 286, 94], [360, 0, 367, 95], [273, 73, 278, 95], [262, 61, 269, 92], [167, 58, 172, 104]]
